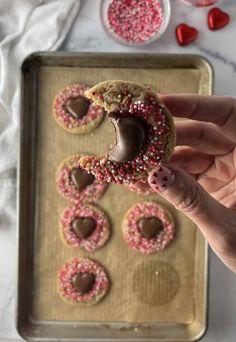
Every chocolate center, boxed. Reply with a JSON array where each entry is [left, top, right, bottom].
[[72, 272, 95, 294], [70, 167, 95, 191], [108, 113, 147, 163], [71, 217, 96, 239], [65, 96, 90, 119], [138, 217, 163, 240]]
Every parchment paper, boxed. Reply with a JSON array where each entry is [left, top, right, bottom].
[[33, 66, 200, 323]]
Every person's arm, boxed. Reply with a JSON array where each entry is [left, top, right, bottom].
[[147, 94, 236, 273]]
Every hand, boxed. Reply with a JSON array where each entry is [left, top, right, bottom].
[[148, 94, 236, 273]]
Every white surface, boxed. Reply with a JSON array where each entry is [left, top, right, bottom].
[[1, 0, 236, 341], [0, 0, 81, 339]]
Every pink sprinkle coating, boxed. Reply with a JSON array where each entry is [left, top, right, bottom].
[[56, 155, 107, 204], [123, 201, 175, 254], [107, 0, 163, 43], [58, 258, 109, 303], [60, 204, 110, 253], [82, 92, 170, 184], [53, 84, 104, 130]]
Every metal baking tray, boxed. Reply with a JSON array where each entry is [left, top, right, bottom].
[[17, 53, 212, 341]]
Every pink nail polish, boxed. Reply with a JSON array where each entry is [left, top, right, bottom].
[[148, 165, 175, 192]]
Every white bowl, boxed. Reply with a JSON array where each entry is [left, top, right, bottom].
[[100, 0, 171, 47]]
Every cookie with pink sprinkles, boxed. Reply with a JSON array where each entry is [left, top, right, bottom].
[[122, 201, 175, 254], [79, 80, 175, 184], [53, 84, 104, 134], [59, 204, 110, 253], [56, 154, 107, 204], [58, 257, 110, 305]]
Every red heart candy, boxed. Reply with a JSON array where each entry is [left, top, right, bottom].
[[208, 8, 230, 30], [175, 24, 198, 46]]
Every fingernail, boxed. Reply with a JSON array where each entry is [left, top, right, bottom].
[[148, 165, 175, 192]]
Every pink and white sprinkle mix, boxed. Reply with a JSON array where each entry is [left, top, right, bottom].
[[123, 202, 175, 254], [58, 258, 109, 303], [82, 92, 170, 184], [57, 155, 107, 204], [53, 84, 104, 130], [107, 0, 163, 43], [60, 204, 109, 253]]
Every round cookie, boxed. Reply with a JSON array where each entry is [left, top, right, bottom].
[[53, 84, 104, 134], [56, 155, 107, 204], [79, 80, 175, 184], [58, 257, 110, 305], [60, 204, 110, 253], [122, 201, 175, 254]]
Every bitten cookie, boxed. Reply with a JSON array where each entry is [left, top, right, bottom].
[[79, 80, 175, 183], [58, 257, 110, 305], [56, 154, 107, 204], [53, 84, 104, 134], [59, 204, 110, 253], [122, 201, 175, 254]]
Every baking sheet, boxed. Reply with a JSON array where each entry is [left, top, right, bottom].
[[17, 53, 212, 341]]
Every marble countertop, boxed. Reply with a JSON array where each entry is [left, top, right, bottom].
[[1, 0, 236, 341]]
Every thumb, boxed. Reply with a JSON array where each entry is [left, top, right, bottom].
[[148, 164, 233, 245]]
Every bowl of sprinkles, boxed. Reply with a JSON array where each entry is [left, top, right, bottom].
[[101, 0, 171, 46]]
